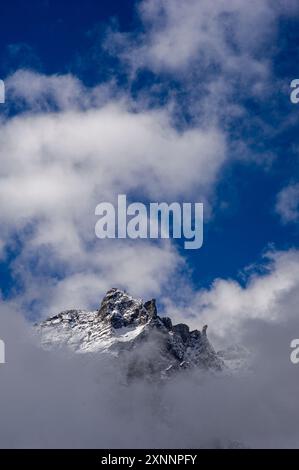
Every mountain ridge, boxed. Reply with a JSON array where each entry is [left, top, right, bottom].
[[37, 288, 224, 378]]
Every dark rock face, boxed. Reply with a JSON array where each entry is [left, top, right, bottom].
[[144, 299, 157, 318], [98, 288, 150, 327], [173, 323, 190, 343], [161, 317, 172, 330], [38, 288, 224, 379]]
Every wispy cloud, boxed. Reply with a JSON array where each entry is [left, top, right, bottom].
[[276, 183, 299, 224]]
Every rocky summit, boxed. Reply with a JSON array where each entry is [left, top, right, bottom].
[[37, 288, 224, 378]]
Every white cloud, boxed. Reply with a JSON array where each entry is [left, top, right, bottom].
[[276, 183, 299, 224], [0, 71, 226, 314], [107, 0, 299, 83], [134, 0, 274, 73], [104, 0, 299, 141], [0, 101, 225, 208], [163, 249, 299, 344], [13, 239, 182, 316], [6, 69, 114, 112]]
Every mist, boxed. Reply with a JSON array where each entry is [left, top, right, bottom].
[[0, 294, 298, 449]]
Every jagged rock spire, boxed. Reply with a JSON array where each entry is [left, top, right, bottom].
[[144, 299, 157, 318]]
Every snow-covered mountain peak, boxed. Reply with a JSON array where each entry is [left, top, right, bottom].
[[98, 288, 156, 328], [37, 288, 224, 377]]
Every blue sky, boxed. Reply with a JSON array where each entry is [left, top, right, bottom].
[[0, 0, 299, 320]]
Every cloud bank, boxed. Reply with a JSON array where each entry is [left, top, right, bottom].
[[1, 248, 299, 448]]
